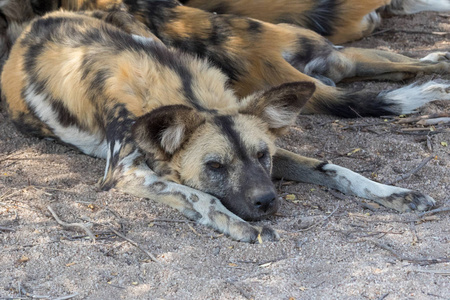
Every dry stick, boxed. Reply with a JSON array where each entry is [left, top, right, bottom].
[[418, 117, 450, 125], [53, 293, 80, 300], [149, 218, 195, 224], [377, 293, 390, 300], [0, 226, 15, 232], [401, 127, 435, 132], [413, 269, 450, 276], [47, 206, 96, 242], [409, 221, 419, 245], [396, 113, 450, 124], [397, 130, 447, 136], [363, 240, 450, 265], [385, 155, 433, 185], [107, 225, 159, 263], [371, 28, 448, 36], [226, 279, 252, 300], [297, 205, 339, 232], [418, 207, 450, 218]]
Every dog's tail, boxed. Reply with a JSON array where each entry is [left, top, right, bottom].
[[304, 81, 450, 117]]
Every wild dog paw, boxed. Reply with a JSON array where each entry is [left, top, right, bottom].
[[383, 191, 436, 212], [229, 222, 279, 243], [420, 52, 450, 63]]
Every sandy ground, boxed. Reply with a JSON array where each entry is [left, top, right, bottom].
[[1, 10, 449, 300]]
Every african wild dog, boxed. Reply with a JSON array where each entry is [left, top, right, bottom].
[[180, 0, 450, 43], [1, 10, 440, 242], [1, 0, 449, 118]]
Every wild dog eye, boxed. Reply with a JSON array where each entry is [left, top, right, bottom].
[[257, 151, 265, 159], [207, 161, 224, 170]]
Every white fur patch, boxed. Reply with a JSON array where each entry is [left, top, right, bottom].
[[24, 84, 108, 158], [362, 11, 382, 28], [161, 124, 185, 154], [379, 81, 450, 114], [264, 106, 295, 128], [304, 57, 328, 76], [103, 140, 122, 180], [389, 0, 450, 14], [420, 52, 450, 62], [323, 164, 411, 198], [131, 34, 154, 45]]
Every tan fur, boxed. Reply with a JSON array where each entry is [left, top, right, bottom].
[[183, 0, 392, 43]]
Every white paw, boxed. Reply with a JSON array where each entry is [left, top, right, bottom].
[[420, 52, 450, 63]]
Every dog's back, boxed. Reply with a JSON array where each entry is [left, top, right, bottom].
[[2, 10, 238, 157]]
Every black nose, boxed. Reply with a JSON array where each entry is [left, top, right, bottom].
[[254, 192, 277, 213]]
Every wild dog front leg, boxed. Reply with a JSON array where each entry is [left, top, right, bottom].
[[272, 148, 435, 212], [105, 149, 279, 243]]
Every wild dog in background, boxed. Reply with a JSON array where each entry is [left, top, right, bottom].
[[1, 11, 438, 242], [180, 0, 450, 43], [0, 0, 449, 118]]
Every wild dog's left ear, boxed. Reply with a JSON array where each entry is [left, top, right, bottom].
[[132, 105, 205, 156], [239, 82, 315, 135]]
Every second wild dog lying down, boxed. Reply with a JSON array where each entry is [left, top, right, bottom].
[[1, 0, 450, 120], [1, 11, 438, 242]]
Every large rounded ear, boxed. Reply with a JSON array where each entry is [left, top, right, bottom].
[[239, 82, 315, 135], [132, 105, 205, 156]]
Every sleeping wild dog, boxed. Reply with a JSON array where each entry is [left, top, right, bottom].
[[1, 0, 449, 118], [1, 9, 444, 242]]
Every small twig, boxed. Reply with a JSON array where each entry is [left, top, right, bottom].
[[413, 269, 450, 276], [187, 224, 202, 236], [226, 279, 252, 300], [371, 29, 448, 36], [418, 118, 450, 126], [369, 27, 393, 37], [106, 283, 126, 289], [369, 240, 406, 260], [418, 207, 450, 218], [0, 226, 15, 232], [148, 218, 195, 224], [0, 189, 23, 201], [349, 106, 364, 119], [257, 254, 289, 266], [297, 205, 339, 232], [409, 221, 419, 245], [18, 286, 50, 299], [341, 121, 392, 130], [401, 127, 435, 132], [385, 155, 433, 185], [53, 293, 80, 300], [47, 206, 96, 242], [107, 225, 159, 263], [377, 292, 390, 300], [397, 130, 447, 136], [357, 239, 450, 265], [396, 113, 449, 124]]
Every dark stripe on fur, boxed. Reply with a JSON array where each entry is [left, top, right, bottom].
[[277, 0, 341, 36], [214, 115, 248, 161], [314, 89, 397, 117]]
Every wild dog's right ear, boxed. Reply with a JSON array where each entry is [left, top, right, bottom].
[[132, 105, 205, 156], [239, 82, 315, 135]]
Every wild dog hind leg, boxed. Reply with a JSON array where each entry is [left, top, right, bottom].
[[272, 148, 435, 212]]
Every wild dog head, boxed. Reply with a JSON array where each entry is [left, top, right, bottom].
[[132, 82, 315, 220]]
